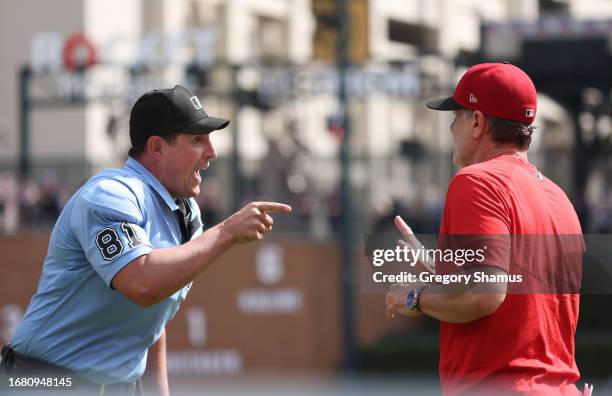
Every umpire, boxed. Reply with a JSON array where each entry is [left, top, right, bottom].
[[0, 85, 291, 395]]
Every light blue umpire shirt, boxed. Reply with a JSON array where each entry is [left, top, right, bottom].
[[10, 157, 203, 384]]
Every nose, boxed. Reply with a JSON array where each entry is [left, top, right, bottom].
[[204, 139, 217, 160]]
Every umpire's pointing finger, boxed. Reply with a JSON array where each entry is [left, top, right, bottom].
[[254, 202, 292, 213]]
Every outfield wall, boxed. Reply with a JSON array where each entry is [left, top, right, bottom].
[[0, 234, 416, 376]]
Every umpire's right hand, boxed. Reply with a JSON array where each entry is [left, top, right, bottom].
[[223, 202, 292, 243]]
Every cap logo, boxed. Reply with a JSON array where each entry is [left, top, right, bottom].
[[525, 109, 535, 118], [469, 94, 477, 103], [190, 96, 202, 110]]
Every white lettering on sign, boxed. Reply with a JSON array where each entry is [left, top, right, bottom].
[[31, 33, 64, 73], [167, 350, 242, 375], [30, 29, 219, 72], [237, 288, 303, 314], [256, 244, 284, 285], [258, 64, 420, 100], [49, 70, 172, 102], [185, 307, 207, 347]]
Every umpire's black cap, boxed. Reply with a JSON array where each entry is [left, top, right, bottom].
[[129, 85, 230, 146]]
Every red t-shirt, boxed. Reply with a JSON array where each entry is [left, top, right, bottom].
[[438, 153, 583, 396]]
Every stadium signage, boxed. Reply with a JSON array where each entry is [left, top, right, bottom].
[[27, 32, 420, 101], [237, 244, 304, 315], [30, 29, 219, 73], [258, 64, 420, 99]]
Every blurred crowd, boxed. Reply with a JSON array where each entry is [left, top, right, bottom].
[[2, 168, 612, 236], [583, 190, 612, 234], [0, 173, 67, 233], [0, 168, 440, 239]]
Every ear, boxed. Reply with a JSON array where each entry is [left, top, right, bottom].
[[471, 111, 488, 139], [145, 136, 164, 159]]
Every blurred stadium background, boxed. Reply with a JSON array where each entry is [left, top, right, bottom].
[[1, 0, 612, 394]]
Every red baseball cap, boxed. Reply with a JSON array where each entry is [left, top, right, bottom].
[[426, 62, 537, 124]]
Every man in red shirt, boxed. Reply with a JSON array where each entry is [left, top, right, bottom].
[[385, 63, 590, 395]]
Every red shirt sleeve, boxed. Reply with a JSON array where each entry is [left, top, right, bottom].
[[441, 173, 511, 235], [438, 173, 512, 273]]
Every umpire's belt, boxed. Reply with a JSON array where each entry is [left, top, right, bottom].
[[1, 344, 141, 395], [0, 343, 69, 374]]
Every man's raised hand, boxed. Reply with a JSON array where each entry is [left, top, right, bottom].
[[394, 215, 435, 274], [223, 202, 292, 243]]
